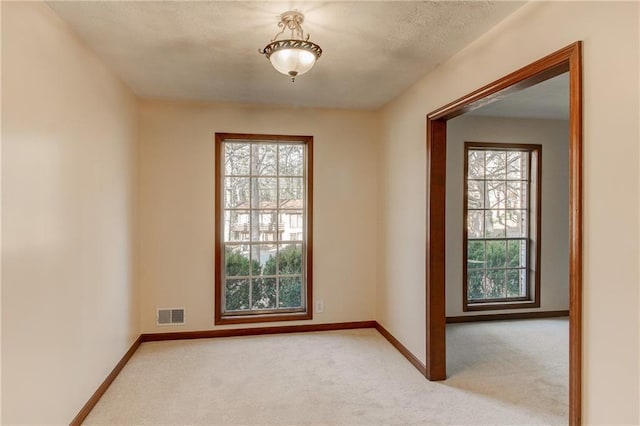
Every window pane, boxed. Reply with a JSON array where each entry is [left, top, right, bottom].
[[225, 278, 249, 311], [279, 177, 304, 208], [507, 269, 526, 297], [224, 177, 250, 209], [224, 210, 250, 242], [506, 210, 526, 237], [486, 151, 506, 179], [259, 249, 279, 276], [468, 151, 485, 179], [507, 151, 528, 179], [251, 178, 277, 209], [277, 244, 302, 275], [254, 144, 277, 176], [467, 211, 484, 238], [467, 241, 485, 269], [520, 269, 527, 293], [279, 276, 302, 308], [224, 143, 250, 176], [251, 244, 276, 275], [467, 270, 485, 300], [252, 210, 279, 242], [487, 270, 506, 298], [252, 277, 276, 309], [280, 211, 303, 241], [467, 180, 484, 209], [485, 240, 507, 268], [507, 240, 526, 268], [279, 145, 304, 176], [486, 181, 506, 209], [225, 246, 250, 276], [485, 210, 506, 238], [507, 181, 525, 209]]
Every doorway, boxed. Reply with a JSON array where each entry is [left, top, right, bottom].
[[425, 42, 582, 425]]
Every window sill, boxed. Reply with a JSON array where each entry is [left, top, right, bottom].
[[215, 311, 312, 325], [464, 300, 540, 312]]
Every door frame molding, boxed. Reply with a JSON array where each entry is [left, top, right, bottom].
[[425, 42, 582, 425]]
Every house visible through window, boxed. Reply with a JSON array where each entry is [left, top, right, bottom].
[[464, 142, 541, 311], [215, 133, 313, 324]]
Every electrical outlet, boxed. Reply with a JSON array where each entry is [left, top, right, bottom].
[[315, 300, 324, 313]]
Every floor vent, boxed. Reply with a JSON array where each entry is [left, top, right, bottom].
[[157, 308, 185, 325]]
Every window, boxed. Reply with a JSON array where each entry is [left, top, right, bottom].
[[215, 133, 313, 324], [463, 142, 541, 311]]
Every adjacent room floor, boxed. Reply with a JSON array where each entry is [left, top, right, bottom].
[[84, 319, 568, 425]]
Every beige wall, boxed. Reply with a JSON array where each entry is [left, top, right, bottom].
[[1, 2, 139, 424], [378, 1, 639, 423], [3, 0, 639, 424], [446, 116, 569, 316], [138, 101, 378, 333]]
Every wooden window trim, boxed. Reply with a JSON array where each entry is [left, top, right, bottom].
[[462, 142, 542, 312], [214, 133, 313, 325]]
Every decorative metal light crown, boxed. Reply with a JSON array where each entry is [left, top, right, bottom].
[[259, 11, 322, 82]]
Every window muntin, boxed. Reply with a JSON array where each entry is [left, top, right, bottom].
[[216, 134, 312, 324], [464, 143, 541, 310]]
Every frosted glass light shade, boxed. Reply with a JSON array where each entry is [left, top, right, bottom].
[[269, 48, 317, 78], [261, 38, 322, 81], [259, 11, 322, 81]]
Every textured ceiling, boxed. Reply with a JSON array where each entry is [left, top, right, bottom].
[[468, 73, 569, 120], [47, 1, 525, 110]]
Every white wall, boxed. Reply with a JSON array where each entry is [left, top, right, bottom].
[[377, 1, 639, 423], [138, 100, 378, 333], [1, 3, 139, 424], [446, 116, 569, 316]]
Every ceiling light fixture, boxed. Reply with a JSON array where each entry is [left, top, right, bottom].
[[259, 11, 322, 82]]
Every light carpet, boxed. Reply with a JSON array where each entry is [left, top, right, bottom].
[[84, 319, 568, 425]]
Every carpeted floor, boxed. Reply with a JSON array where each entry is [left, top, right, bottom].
[[84, 319, 568, 425]]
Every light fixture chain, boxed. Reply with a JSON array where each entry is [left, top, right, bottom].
[[271, 11, 307, 42]]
